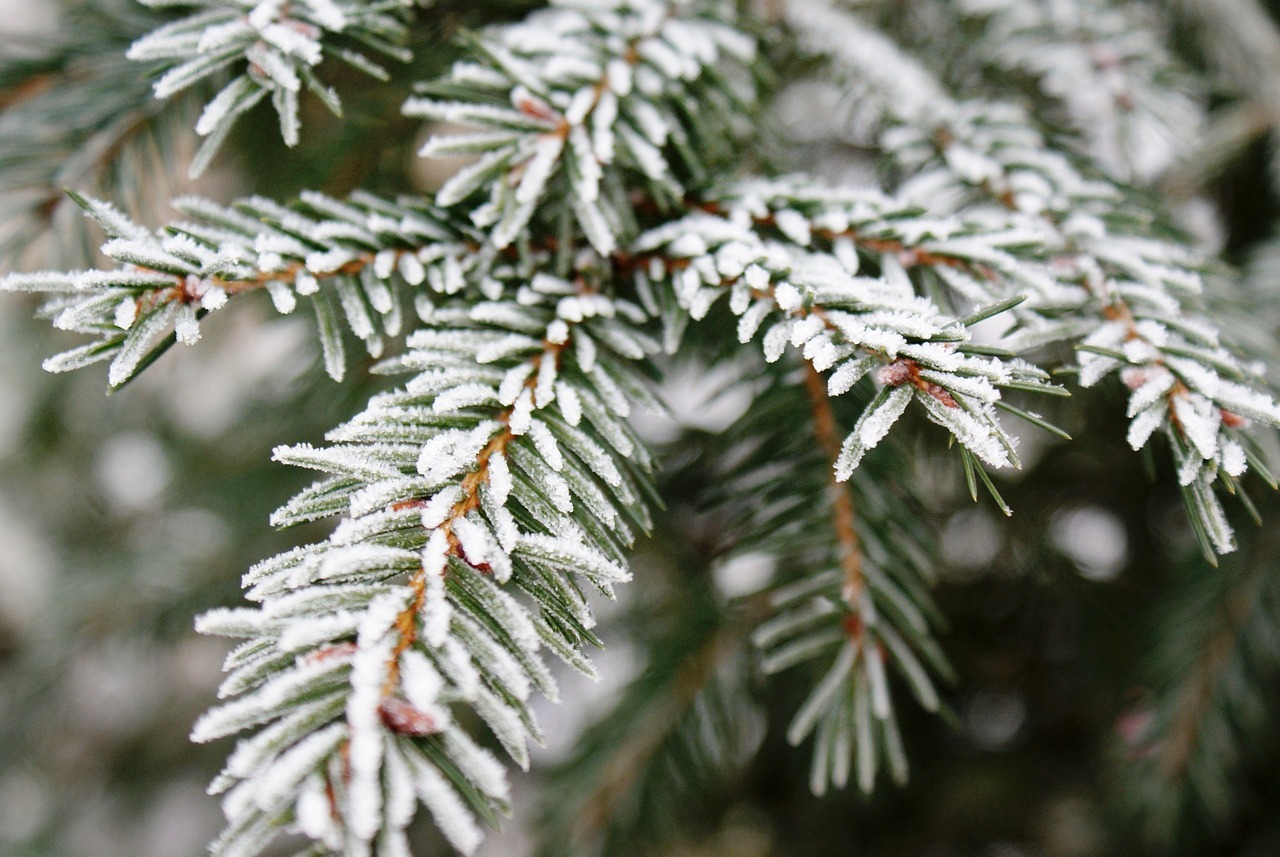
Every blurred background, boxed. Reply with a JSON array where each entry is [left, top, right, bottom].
[[3, 1, 1280, 856]]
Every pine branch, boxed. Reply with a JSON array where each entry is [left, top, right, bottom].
[[702, 362, 952, 793], [194, 272, 659, 857], [803, 363, 864, 598], [632, 178, 1062, 475], [0, 191, 492, 386], [783, 0, 1280, 557], [161, 8, 758, 843], [942, 0, 1206, 182], [404, 0, 760, 256], [127, 0, 415, 174], [1161, 0, 1280, 198], [9, 0, 1280, 852], [2, 0, 766, 389]]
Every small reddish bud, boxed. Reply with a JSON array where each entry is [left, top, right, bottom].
[[454, 543, 492, 574], [1220, 409, 1251, 429], [1120, 366, 1148, 390], [514, 92, 558, 123], [876, 359, 914, 388], [924, 383, 959, 408], [842, 612, 863, 639], [379, 697, 442, 736], [303, 642, 356, 665]]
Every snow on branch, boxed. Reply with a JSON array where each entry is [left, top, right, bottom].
[[9, 0, 1280, 849], [128, 0, 414, 174], [194, 270, 659, 857], [953, 0, 1206, 181], [784, 0, 1280, 557], [631, 178, 1062, 477], [405, 0, 758, 255], [1, 191, 490, 386]]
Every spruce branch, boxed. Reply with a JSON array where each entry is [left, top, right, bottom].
[[703, 362, 952, 794], [404, 0, 759, 256], [784, 0, 1280, 557], [1116, 532, 1280, 846], [194, 271, 660, 857], [128, 0, 415, 174], [803, 363, 864, 600], [0, 191, 492, 386], [1162, 0, 1280, 199], [632, 179, 1062, 475], [944, 0, 1206, 182], [8, 0, 1280, 851]]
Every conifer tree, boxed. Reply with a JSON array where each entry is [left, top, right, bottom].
[[3, 1, 1280, 855]]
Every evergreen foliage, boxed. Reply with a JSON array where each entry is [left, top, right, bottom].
[[4, 0, 1280, 855]]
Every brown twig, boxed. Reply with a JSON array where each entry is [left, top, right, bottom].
[[802, 363, 864, 621], [379, 332, 570, 699]]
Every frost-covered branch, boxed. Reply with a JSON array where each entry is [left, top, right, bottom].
[[405, 0, 758, 256], [169, 3, 769, 850], [940, 0, 1205, 181], [10, 0, 1280, 851], [700, 362, 951, 793], [632, 180, 1063, 477], [194, 274, 659, 857], [774, 362, 934, 792], [128, 0, 414, 173], [0, 2, 193, 266], [1, 192, 490, 386], [783, 0, 1280, 556], [616, 178, 1068, 787]]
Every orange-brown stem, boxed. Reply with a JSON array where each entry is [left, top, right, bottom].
[[802, 363, 864, 619], [379, 337, 568, 699], [130, 247, 421, 317]]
